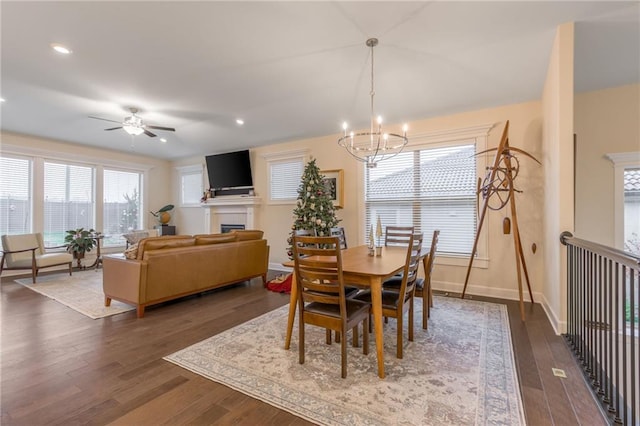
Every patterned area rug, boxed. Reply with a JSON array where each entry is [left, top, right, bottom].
[[165, 296, 525, 425], [14, 270, 135, 319]]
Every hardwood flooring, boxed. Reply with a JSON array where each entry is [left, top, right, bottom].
[[1, 272, 607, 425]]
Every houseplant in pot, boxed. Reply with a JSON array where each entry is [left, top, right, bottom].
[[65, 228, 97, 267]]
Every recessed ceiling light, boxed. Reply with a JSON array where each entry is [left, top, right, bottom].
[[51, 43, 72, 54], [0, 98, 5, 103], [160, 138, 167, 143], [236, 119, 244, 125]]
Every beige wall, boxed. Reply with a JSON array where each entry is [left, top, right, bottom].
[[170, 100, 546, 304], [541, 22, 575, 333], [0, 131, 173, 235], [574, 84, 640, 246]]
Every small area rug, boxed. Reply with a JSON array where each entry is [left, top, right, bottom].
[[14, 270, 135, 319], [164, 296, 525, 425]]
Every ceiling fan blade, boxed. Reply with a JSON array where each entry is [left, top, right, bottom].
[[88, 115, 122, 124], [144, 130, 157, 137], [104, 127, 123, 131], [146, 125, 176, 132]]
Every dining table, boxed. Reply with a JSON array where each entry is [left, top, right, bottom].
[[283, 244, 409, 379]]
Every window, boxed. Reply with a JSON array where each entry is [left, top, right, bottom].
[[606, 151, 640, 251], [624, 168, 640, 255], [178, 165, 204, 206], [365, 143, 477, 255], [103, 169, 143, 247], [263, 150, 308, 203], [44, 161, 95, 246], [0, 155, 32, 237]]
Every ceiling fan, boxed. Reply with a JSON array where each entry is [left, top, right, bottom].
[[89, 107, 175, 137]]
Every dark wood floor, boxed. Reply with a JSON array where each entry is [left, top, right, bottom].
[[1, 271, 607, 425]]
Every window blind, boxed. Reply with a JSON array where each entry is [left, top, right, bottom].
[[0, 156, 32, 237], [270, 158, 304, 201], [365, 143, 477, 255], [181, 170, 203, 205], [44, 161, 95, 246]]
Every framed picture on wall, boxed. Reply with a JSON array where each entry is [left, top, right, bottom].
[[321, 169, 344, 208]]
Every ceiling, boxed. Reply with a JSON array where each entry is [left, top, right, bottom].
[[1, 2, 638, 161]]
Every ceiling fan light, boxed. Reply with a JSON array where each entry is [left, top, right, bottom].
[[123, 125, 144, 136]]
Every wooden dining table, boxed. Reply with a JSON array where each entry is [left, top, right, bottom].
[[283, 244, 409, 379]]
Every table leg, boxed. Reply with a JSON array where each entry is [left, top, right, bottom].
[[284, 272, 298, 350], [370, 277, 385, 379]]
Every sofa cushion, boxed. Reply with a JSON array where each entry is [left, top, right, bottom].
[[195, 234, 237, 245], [230, 229, 264, 241], [136, 235, 194, 260]]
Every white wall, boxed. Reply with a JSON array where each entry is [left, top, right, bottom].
[[541, 22, 575, 334]]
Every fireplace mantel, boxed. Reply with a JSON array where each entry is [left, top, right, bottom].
[[200, 196, 262, 233], [201, 196, 262, 208]]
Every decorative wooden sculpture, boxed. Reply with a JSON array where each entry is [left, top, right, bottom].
[[461, 121, 541, 321]]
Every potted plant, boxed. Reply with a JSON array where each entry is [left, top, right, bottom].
[[150, 204, 174, 225], [65, 228, 97, 260]]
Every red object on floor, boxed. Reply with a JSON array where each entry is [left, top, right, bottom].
[[266, 273, 293, 294]]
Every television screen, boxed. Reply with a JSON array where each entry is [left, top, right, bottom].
[[205, 150, 253, 190]]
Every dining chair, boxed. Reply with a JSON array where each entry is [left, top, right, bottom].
[[384, 226, 415, 247], [1, 233, 73, 283], [384, 230, 439, 329], [292, 235, 371, 378], [329, 227, 347, 249], [355, 233, 423, 359]]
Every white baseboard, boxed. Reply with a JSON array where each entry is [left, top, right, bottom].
[[538, 293, 566, 335]]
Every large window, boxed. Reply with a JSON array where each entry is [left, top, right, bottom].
[[365, 143, 477, 255], [103, 169, 143, 247], [0, 156, 32, 237], [44, 161, 95, 246]]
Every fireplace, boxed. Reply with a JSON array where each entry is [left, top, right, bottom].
[[221, 224, 245, 233]]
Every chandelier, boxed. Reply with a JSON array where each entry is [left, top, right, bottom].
[[338, 38, 408, 168]]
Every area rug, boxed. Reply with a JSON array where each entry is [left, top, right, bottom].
[[164, 296, 525, 425], [14, 270, 135, 319]]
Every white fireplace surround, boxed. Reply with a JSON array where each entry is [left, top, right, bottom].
[[201, 196, 262, 234]]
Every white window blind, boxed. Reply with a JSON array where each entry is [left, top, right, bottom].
[[181, 169, 203, 205], [270, 158, 304, 201], [103, 169, 142, 247], [624, 167, 640, 255], [0, 156, 32, 238], [365, 143, 477, 255], [44, 161, 95, 246]]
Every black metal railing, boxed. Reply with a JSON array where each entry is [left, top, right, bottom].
[[561, 232, 639, 425]]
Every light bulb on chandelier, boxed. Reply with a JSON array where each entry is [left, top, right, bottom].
[[338, 38, 408, 168]]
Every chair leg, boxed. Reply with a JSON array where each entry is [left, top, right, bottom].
[[335, 331, 341, 343], [352, 325, 359, 348], [363, 317, 369, 355], [68, 262, 73, 276], [299, 315, 305, 365], [396, 313, 403, 359], [326, 329, 332, 344], [409, 299, 414, 342], [341, 327, 347, 378], [422, 291, 428, 330]]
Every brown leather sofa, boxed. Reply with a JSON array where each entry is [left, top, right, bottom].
[[102, 230, 269, 318]]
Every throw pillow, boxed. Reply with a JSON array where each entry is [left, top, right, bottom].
[[124, 243, 138, 259]]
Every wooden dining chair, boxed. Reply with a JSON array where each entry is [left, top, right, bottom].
[[329, 227, 347, 249], [292, 235, 371, 378], [355, 233, 423, 359], [384, 226, 415, 246], [385, 230, 439, 329]]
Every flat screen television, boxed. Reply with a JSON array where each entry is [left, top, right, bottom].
[[205, 150, 253, 190]]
